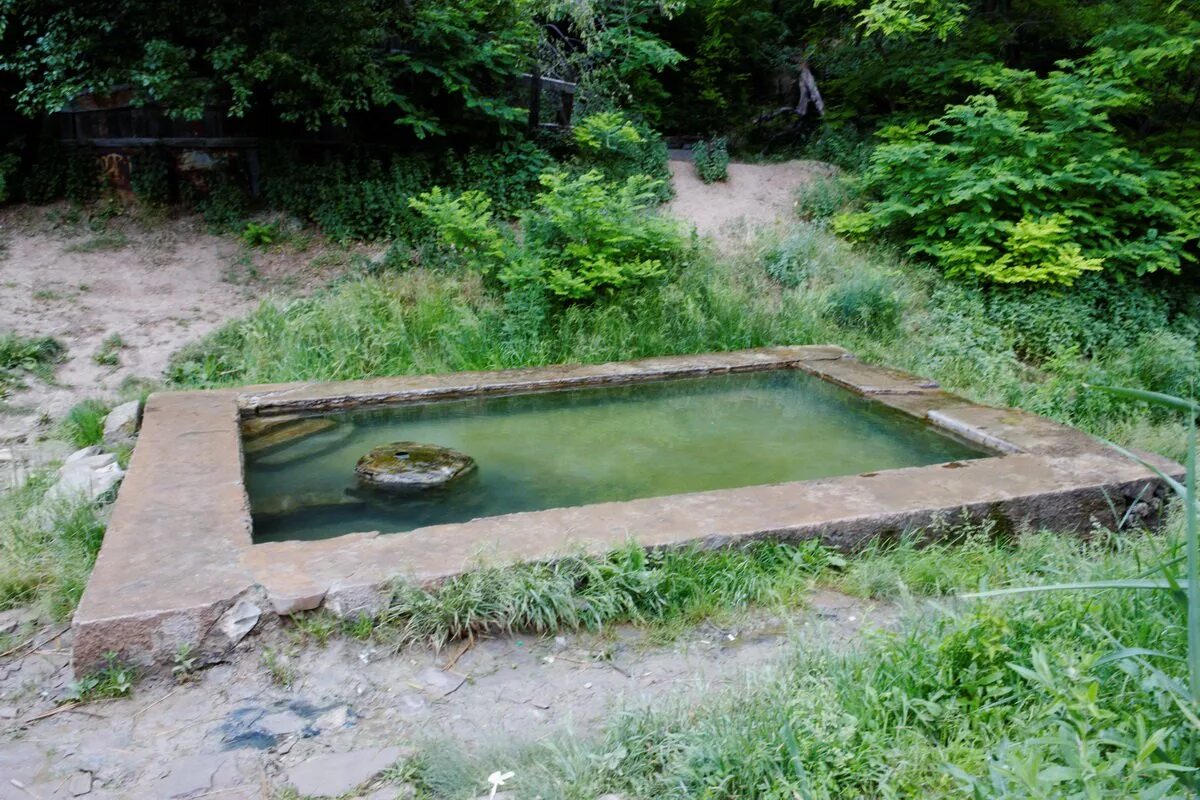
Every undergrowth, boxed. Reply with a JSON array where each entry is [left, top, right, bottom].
[[0, 332, 63, 396], [0, 471, 107, 619], [168, 222, 1200, 462], [393, 520, 1199, 799]]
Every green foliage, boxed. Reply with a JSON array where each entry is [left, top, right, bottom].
[[413, 169, 688, 303], [262, 142, 551, 242], [0, 332, 63, 395], [129, 148, 171, 206], [0, 472, 106, 619], [0, 152, 17, 203], [692, 136, 729, 183], [65, 652, 134, 703], [378, 539, 833, 649], [573, 111, 673, 202], [92, 334, 125, 368], [240, 221, 279, 248], [193, 174, 248, 232], [794, 173, 858, 223], [58, 399, 111, 448], [394, 522, 1200, 799], [837, 74, 1198, 284], [1, 0, 537, 135]]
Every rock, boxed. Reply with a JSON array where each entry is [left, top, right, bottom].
[[45, 453, 124, 503], [214, 599, 261, 647], [242, 417, 335, 456], [364, 786, 416, 800], [64, 445, 104, 465], [157, 754, 226, 799], [354, 442, 475, 491], [67, 770, 93, 796], [413, 666, 466, 698], [283, 747, 407, 798], [102, 400, 142, 447]]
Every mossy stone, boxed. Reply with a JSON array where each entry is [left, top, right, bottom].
[[354, 441, 476, 490]]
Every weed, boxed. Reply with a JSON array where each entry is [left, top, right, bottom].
[[241, 221, 279, 248], [172, 643, 199, 682], [58, 399, 110, 448], [289, 610, 340, 647], [65, 652, 133, 703], [692, 136, 730, 183], [262, 648, 297, 688], [92, 334, 125, 367], [0, 333, 63, 395]]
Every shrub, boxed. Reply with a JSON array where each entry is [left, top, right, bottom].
[[824, 273, 903, 332], [240, 221, 279, 248], [692, 137, 729, 183], [573, 110, 673, 202], [836, 74, 1199, 284], [193, 173, 248, 232], [413, 170, 688, 303], [129, 147, 172, 206], [0, 153, 18, 204]]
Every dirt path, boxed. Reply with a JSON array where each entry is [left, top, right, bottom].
[[0, 207, 354, 443], [664, 158, 834, 248], [0, 593, 892, 799]]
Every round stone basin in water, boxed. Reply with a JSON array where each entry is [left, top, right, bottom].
[[354, 441, 476, 491], [243, 370, 988, 542]]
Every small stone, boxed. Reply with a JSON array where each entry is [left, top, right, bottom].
[[45, 455, 124, 503], [284, 747, 407, 798], [0, 706, 17, 719], [354, 442, 475, 491], [67, 770, 93, 796], [102, 400, 142, 447], [413, 666, 465, 698], [214, 599, 261, 647], [158, 754, 225, 799], [64, 445, 104, 465]]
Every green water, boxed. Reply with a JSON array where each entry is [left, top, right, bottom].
[[245, 370, 986, 542]]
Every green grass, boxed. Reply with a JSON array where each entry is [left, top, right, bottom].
[[389, 522, 1198, 799], [167, 223, 1200, 463], [0, 332, 63, 395], [375, 540, 834, 651], [0, 472, 106, 619], [92, 333, 125, 367], [63, 231, 129, 253], [57, 398, 110, 447]]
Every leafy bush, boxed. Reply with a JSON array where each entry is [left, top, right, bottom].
[[240, 221, 278, 248], [193, 173, 248, 232], [573, 110, 673, 202], [413, 170, 688, 303], [692, 137, 729, 183], [836, 69, 1199, 284]]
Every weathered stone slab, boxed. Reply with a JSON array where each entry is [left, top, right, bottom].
[[284, 747, 407, 798]]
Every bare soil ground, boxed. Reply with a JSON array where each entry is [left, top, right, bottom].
[[664, 158, 834, 249], [0, 594, 893, 799], [0, 206, 361, 443]]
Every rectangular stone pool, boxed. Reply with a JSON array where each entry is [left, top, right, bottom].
[[245, 370, 987, 542], [73, 346, 1180, 673]]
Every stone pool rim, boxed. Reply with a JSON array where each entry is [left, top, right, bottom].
[[72, 346, 1181, 672]]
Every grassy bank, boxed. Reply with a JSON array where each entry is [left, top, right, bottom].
[[387, 520, 1197, 799], [169, 221, 1200, 462]]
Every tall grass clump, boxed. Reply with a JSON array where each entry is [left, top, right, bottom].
[[0, 472, 107, 619], [58, 399, 111, 448], [0, 332, 63, 395], [377, 540, 834, 650]]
